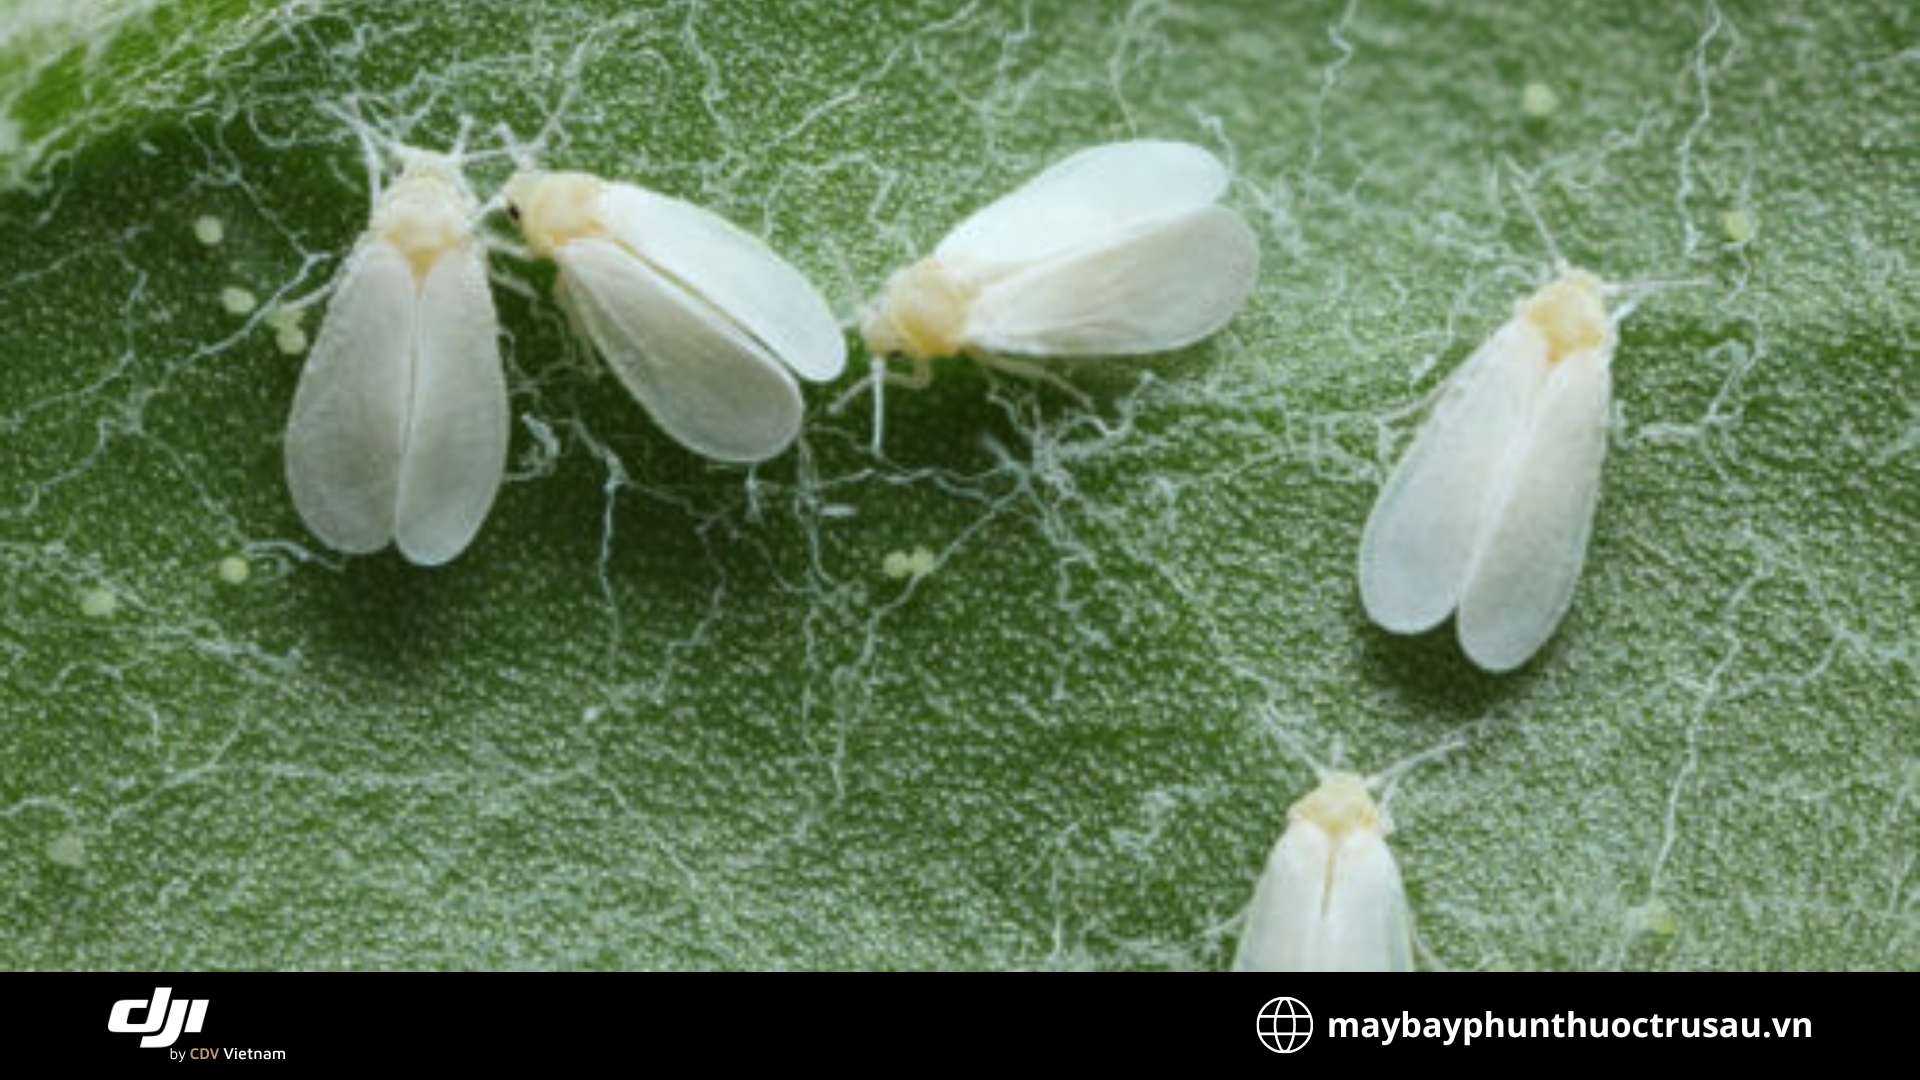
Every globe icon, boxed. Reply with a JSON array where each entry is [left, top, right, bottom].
[[1257, 996, 1312, 1053]]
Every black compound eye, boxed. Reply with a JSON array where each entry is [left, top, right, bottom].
[[506, 203, 521, 222]]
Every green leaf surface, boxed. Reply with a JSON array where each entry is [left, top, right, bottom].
[[2, 0, 1913, 970]]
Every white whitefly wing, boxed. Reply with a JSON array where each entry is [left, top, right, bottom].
[[1233, 819, 1331, 973], [1358, 320, 1549, 634], [962, 206, 1258, 358], [285, 237, 416, 555], [1308, 831, 1414, 973], [558, 237, 803, 463], [392, 245, 507, 567], [1456, 343, 1612, 672], [598, 182, 844, 382], [934, 140, 1230, 274], [1234, 823, 1413, 973]]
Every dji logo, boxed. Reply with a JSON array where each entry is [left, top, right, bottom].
[[108, 988, 208, 1049]]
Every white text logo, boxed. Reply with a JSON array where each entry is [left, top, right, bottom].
[[1257, 996, 1312, 1054], [108, 988, 208, 1049]]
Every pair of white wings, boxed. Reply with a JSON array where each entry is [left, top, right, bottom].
[[553, 183, 844, 464], [937, 140, 1260, 357], [285, 237, 506, 567], [1359, 318, 1613, 672], [1234, 821, 1413, 972]]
